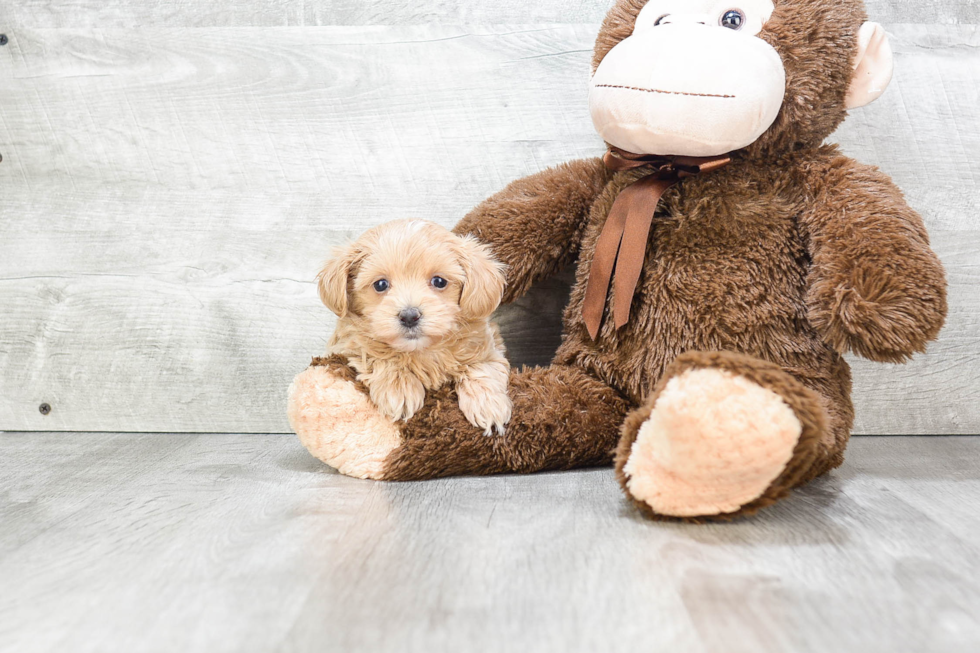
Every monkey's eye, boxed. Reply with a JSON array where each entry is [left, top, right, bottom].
[[720, 9, 745, 30], [653, 14, 669, 26], [373, 279, 390, 293], [430, 276, 448, 290]]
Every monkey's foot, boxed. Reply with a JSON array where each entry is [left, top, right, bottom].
[[287, 359, 401, 480], [616, 352, 826, 520]]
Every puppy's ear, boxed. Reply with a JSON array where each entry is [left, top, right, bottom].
[[455, 235, 506, 319], [317, 242, 361, 317]]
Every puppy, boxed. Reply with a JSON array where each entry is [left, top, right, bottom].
[[317, 219, 512, 435]]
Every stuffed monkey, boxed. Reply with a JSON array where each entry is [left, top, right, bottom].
[[288, 0, 947, 520]]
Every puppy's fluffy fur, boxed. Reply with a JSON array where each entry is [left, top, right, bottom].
[[318, 219, 512, 435]]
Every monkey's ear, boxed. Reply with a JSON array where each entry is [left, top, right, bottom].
[[456, 235, 506, 320], [845, 22, 894, 110], [317, 242, 361, 317]]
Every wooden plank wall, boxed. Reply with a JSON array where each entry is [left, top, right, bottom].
[[0, 2, 977, 434], [3, 1, 979, 26]]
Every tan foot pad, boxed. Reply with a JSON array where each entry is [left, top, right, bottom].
[[624, 368, 802, 517], [287, 366, 401, 480]]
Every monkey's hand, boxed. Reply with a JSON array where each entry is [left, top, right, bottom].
[[806, 259, 946, 363], [801, 153, 947, 363]]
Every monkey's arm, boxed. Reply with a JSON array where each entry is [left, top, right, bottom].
[[800, 154, 947, 363], [453, 158, 614, 303]]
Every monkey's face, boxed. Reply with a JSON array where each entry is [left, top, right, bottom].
[[590, 0, 784, 157], [589, 0, 893, 158]]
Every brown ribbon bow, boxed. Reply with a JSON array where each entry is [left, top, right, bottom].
[[582, 147, 731, 340]]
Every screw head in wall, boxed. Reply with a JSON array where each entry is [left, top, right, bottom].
[[39, 403, 52, 415]]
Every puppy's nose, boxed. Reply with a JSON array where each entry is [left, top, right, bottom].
[[398, 307, 422, 328]]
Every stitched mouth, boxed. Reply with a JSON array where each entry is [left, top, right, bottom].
[[594, 84, 735, 99]]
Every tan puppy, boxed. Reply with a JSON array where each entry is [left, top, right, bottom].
[[318, 219, 512, 435]]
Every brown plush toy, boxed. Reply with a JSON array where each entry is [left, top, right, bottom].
[[288, 0, 947, 520]]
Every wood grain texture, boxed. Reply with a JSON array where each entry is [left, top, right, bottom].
[[1, 432, 979, 653], [0, 24, 978, 214], [1, 0, 976, 27], [0, 23, 977, 433], [0, 25, 603, 194]]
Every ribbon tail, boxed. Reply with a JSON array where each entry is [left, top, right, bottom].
[[612, 177, 676, 330], [582, 194, 632, 340], [582, 149, 730, 336]]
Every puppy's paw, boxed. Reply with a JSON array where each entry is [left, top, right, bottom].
[[458, 377, 513, 436], [366, 372, 426, 422]]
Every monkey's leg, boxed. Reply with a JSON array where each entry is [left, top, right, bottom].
[[614, 351, 850, 521], [288, 356, 631, 481]]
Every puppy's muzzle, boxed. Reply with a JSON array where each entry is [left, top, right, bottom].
[[398, 307, 422, 329]]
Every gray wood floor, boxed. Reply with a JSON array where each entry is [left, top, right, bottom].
[[2, 433, 979, 653]]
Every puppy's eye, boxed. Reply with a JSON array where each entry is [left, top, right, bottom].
[[373, 279, 389, 293], [653, 14, 669, 26], [720, 9, 744, 30], [430, 276, 448, 290]]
